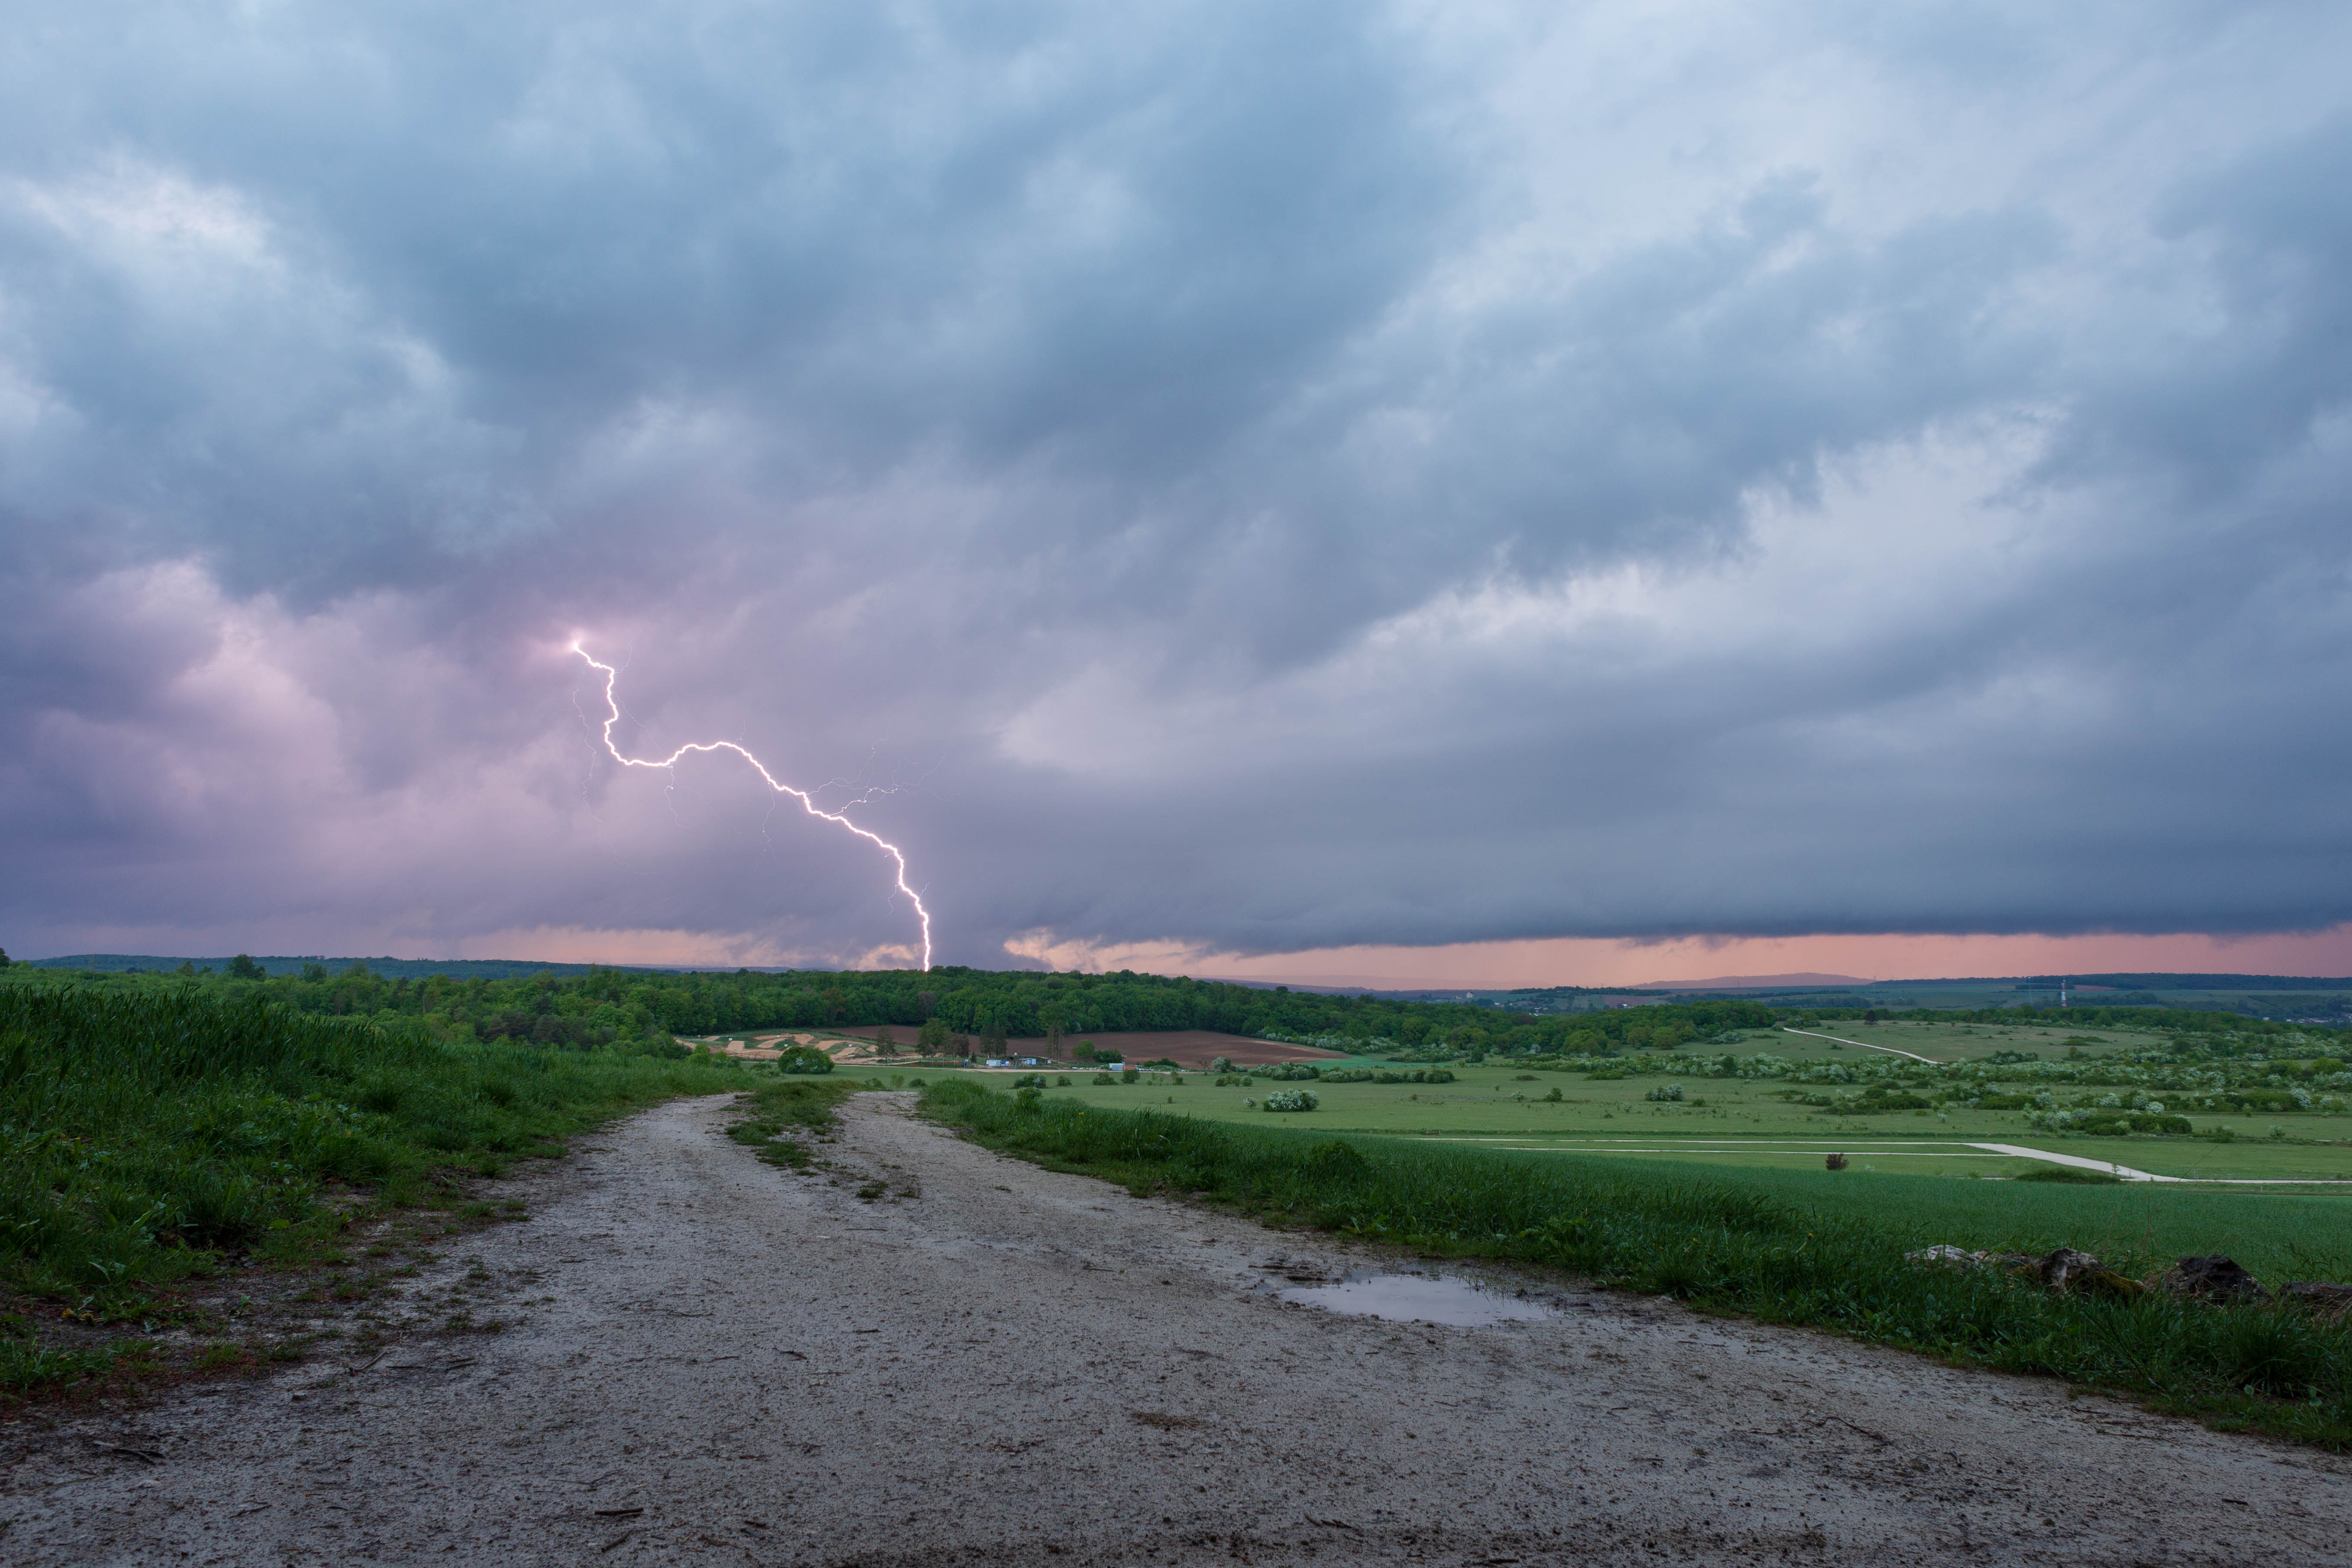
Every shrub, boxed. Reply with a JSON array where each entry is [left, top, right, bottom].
[[775, 1045, 834, 1074], [1645, 1084, 1684, 1102], [1262, 1088, 1319, 1113]]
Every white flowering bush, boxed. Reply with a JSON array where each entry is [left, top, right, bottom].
[[1644, 1084, 1684, 1102], [1262, 1088, 1319, 1113]]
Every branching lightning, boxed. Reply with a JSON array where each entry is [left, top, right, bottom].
[[572, 643, 932, 971]]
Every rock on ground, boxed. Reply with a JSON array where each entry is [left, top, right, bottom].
[[3, 1093, 2349, 1566]]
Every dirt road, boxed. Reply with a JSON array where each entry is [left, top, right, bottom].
[[5, 1093, 2347, 1565]]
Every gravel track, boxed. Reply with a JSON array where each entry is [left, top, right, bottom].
[[4, 1091, 2347, 1565]]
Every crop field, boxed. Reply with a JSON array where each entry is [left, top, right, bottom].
[[900, 1058, 2352, 1277], [891, 1016, 2352, 1191]]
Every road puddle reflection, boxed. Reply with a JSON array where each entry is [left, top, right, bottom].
[[1276, 1273, 1558, 1326]]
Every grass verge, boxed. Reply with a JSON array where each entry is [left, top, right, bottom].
[[1, 982, 749, 1402], [726, 1078, 858, 1169], [921, 1079, 2352, 1450]]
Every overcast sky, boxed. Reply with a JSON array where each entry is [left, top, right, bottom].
[[6, 2, 2351, 979]]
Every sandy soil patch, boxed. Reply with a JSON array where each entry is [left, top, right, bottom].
[[4, 1094, 2347, 1565], [706, 1034, 882, 1065]]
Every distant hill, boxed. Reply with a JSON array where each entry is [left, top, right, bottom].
[[1635, 972, 1874, 990], [24, 954, 649, 981], [1949, 972, 2352, 991], [1643, 971, 2352, 993]]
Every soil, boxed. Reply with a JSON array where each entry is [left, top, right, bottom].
[[3, 1092, 2348, 1565]]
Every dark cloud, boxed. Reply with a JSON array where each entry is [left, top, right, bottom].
[[3, 2, 2351, 965]]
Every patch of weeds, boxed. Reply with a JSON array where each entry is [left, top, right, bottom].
[[726, 1080, 858, 1175], [0, 1338, 155, 1401], [193, 1342, 251, 1372]]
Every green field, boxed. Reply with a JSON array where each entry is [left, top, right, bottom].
[[893, 1054, 2352, 1281], [888, 1016, 2352, 1190]]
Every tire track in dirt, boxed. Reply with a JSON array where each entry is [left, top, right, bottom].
[[3, 1091, 2346, 1565]]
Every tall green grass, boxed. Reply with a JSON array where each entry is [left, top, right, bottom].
[[0, 982, 739, 1304], [1530, 1152, 2352, 1286], [922, 1080, 2352, 1449]]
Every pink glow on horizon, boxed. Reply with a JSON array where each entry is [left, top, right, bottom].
[[265, 922, 2352, 987], [1178, 928, 2352, 990]]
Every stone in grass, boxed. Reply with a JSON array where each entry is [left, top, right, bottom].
[[2156, 1255, 2267, 1303], [2281, 1282, 2352, 1320], [1903, 1245, 2042, 1279], [2036, 1248, 2145, 1299], [1900, 1244, 2136, 1297], [1904, 1244, 1987, 1268]]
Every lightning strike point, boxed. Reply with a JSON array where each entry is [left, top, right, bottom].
[[574, 645, 932, 971]]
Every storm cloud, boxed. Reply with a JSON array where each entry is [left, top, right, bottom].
[[4, 1, 2350, 968]]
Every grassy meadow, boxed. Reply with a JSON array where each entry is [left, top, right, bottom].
[[884, 1016, 2352, 1187], [889, 1024, 2352, 1282]]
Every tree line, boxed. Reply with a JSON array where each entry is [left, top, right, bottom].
[[0, 959, 1779, 1056]]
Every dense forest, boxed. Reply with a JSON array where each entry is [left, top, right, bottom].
[[0, 958, 1778, 1058]]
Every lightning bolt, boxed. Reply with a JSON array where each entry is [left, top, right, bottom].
[[572, 642, 932, 971]]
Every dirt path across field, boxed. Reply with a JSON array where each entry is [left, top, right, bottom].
[[5, 1093, 2348, 1565]]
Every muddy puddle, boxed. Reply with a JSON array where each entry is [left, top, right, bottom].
[[1274, 1271, 1559, 1326]]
